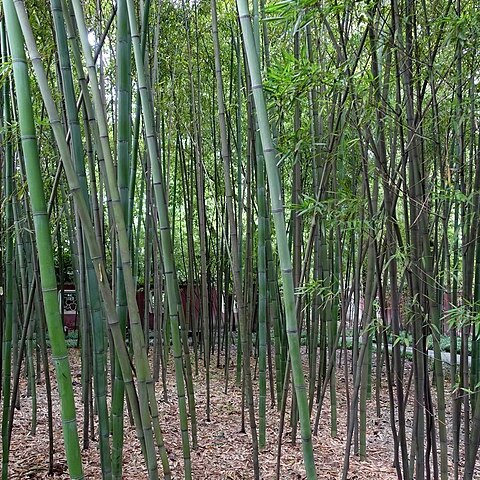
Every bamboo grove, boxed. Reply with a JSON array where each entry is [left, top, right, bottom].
[[0, 0, 480, 478]]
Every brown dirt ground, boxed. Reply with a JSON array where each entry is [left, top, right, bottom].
[[6, 347, 473, 479]]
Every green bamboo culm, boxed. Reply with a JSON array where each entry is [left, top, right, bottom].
[[1, 19, 15, 480], [48, 0, 112, 476], [111, 0, 131, 477], [67, 2, 164, 477], [256, 135, 267, 449], [236, 0, 317, 477], [7, 2, 162, 478], [124, 1, 194, 477], [251, 0, 267, 447], [55, 13, 137, 475], [210, 4, 260, 474], [3, 1, 84, 479]]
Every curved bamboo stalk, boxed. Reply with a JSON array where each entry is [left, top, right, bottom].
[[67, 2, 169, 477], [49, 1, 112, 476], [236, 0, 316, 476], [10, 2, 170, 478], [3, 2, 84, 478], [124, 1, 194, 476]]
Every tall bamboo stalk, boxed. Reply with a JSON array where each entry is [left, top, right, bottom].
[[236, 0, 316, 476], [11, 2, 171, 477], [124, 1, 193, 476], [1, 20, 15, 479], [4, 2, 84, 477]]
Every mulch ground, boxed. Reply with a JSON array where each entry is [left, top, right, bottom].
[[5, 347, 468, 479]]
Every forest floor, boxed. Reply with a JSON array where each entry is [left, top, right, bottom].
[[6, 346, 474, 479]]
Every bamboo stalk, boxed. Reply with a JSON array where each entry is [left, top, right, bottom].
[[236, 0, 316, 476]]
